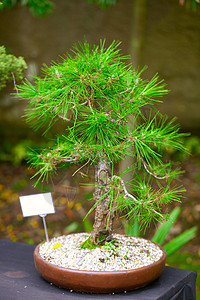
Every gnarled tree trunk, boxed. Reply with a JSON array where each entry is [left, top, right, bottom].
[[90, 154, 115, 244]]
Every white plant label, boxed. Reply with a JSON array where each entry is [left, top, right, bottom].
[[19, 192, 55, 217]]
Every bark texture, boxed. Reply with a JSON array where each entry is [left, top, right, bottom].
[[90, 154, 115, 244]]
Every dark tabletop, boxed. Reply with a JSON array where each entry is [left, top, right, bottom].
[[0, 239, 197, 300]]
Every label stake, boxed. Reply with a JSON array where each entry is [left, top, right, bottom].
[[40, 214, 49, 242]]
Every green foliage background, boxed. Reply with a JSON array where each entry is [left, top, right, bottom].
[[0, 46, 27, 91]]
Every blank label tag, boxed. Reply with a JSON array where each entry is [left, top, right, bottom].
[[19, 193, 55, 217]]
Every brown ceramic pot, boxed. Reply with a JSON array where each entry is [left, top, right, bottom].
[[34, 237, 167, 293]]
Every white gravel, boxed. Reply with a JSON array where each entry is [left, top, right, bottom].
[[39, 233, 164, 271]]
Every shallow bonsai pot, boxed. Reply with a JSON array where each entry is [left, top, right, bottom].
[[34, 237, 167, 293]]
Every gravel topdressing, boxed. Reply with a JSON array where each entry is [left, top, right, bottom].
[[39, 233, 164, 272]]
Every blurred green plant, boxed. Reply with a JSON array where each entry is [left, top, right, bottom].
[[65, 222, 80, 233], [125, 207, 197, 256], [179, 0, 200, 11], [0, 46, 27, 91], [0, 140, 30, 165], [0, 0, 117, 15], [83, 218, 93, 232], [163, 227, 197, 256], [93, 0, 200, 10], [166, 135, 200, 161], [1, 0, 199, 17], [182, 136, 200, 157], [12, 179, 28, 191], [0, 0, 54, 17], [64, 218, 93, 234], [0, 0, 116, 16], [87, 0, 117, 8]]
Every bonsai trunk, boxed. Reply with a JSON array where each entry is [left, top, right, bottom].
[[90, 154, 115, 244]]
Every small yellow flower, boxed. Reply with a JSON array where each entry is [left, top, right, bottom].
[[17, 214, 23, 221], [75, 203, 82, 211], [67, 201, 74, 209], [7, 225, 13, 232], [59, 197, 67, 205]]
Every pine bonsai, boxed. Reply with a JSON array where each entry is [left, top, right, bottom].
[[17, 41, 187, 245]]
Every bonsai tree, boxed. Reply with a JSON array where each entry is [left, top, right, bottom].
[[17, 41, 187, 245]]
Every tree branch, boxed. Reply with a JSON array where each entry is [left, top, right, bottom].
[[118, 87, 131, 95], [57, 114, 70, 121], [111, 175, 138, 203], [59, 156, 78, 162], [11, 72, 19, 94], [140, 156, 168, 180], [72, 159, 91, 176]]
